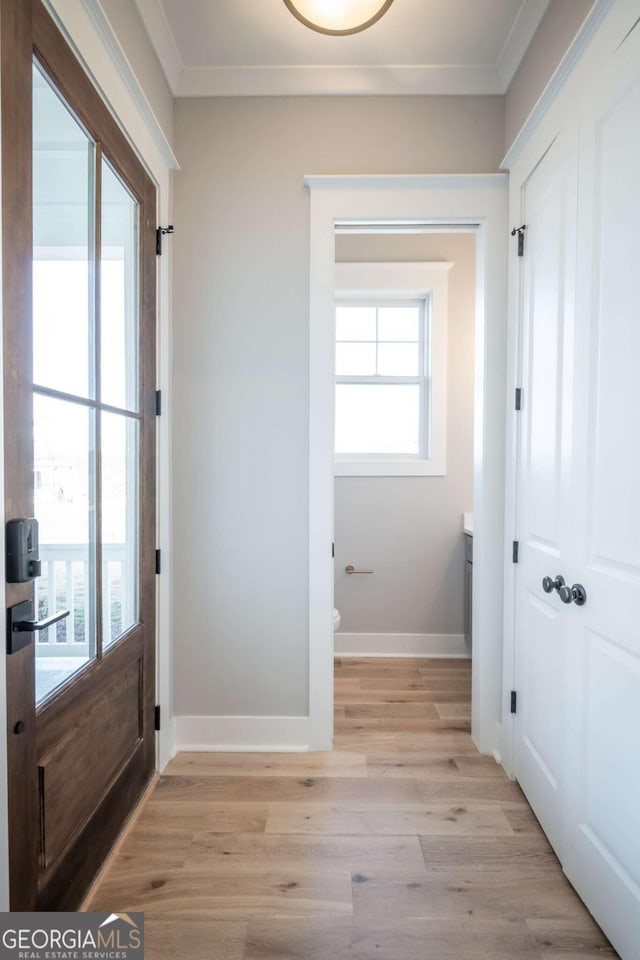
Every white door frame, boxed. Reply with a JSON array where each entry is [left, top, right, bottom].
[[305, 174, 509, 758]]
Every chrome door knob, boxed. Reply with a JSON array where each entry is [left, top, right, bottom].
[[558, 584, 574, 604], [542, 575, 565, 594], [570, 583, 587, 606]]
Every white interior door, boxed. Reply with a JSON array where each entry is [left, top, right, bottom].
[[513, 131, 578, 855], [562, 24, 640, 959]]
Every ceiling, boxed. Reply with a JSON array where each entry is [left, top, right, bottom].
[[134, 0, 551, 97]]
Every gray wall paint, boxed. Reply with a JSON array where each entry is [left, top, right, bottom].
[[173, 95, 504, 718], [505, 0, 595, 150], [101, 0, 175, 147], [334, 233, 475, 636]]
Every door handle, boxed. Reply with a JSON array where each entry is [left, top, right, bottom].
[[558, 583, 587, 607], [558, 584, 573, 604], [542, 574, 565, 594], [569, 583, 587, 606], [7, 600, 70, 654], [12, 608, 69, 633]]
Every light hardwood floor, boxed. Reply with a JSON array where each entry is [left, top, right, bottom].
[[87, 658, 617, 959]]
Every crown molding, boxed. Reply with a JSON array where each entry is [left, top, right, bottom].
[[497, 0, 551, 89], [176, 63, 504, 97], [502, 0, 615, 169], [304, 173, 509, 191], [133, 0, 552, 98], [134, 0, 183, 95], [64, 0, 179, 170]]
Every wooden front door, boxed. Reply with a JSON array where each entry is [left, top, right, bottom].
[[2, 0, 157, 910]]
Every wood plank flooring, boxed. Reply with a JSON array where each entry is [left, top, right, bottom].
[[87, 657, 617, 958]]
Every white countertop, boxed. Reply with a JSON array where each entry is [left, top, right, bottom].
[[463, 512, 473, 536]]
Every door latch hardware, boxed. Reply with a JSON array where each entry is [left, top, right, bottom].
[[6, 518, 41, 583], [558, 583, 587, 607], [510, 691, 517, 714], [542, 574, 565, 594], [559, 583, 587, 606], [570, 583, 587, 606], [511, 224, 527, 256], [156, 225, 174, 255], [7, 600, 70, 654]]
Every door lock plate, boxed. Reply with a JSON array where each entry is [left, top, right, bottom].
[[7, 600, 34, 655]]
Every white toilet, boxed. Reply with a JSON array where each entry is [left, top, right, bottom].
[[333, 608, 341, 631]]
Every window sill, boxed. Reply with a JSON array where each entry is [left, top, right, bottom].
[[334, 459, 447, 478]]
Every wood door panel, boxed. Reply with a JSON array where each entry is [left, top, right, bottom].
[[2, 0, 156, 911], [39, 656, 143, 870], [1, 0, 38, 911]]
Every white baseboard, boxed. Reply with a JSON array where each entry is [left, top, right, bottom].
[[175, 715, 314, 752], [335, 632, 469, 658]]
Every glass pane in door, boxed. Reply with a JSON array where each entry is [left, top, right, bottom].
[[101, 159, 139, 411], [102, 413, 139, 648], [34, 396, 96, 705], [32, 60, 98, 706], [32, 62, 95, 399]]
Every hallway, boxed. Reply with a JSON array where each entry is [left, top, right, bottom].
[[87, 658, 616, 958]]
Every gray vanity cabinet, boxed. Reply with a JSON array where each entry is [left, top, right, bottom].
[[464, 533, 473, 647]]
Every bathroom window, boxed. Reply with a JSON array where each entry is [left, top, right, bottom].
[[334, 262, 450, 477], [335, 300, 426, 456]]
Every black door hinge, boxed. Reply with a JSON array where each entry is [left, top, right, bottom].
[[154, 705, 161, 731], [156, 225, 174, 256], [512, 541, 519, 564], [511, 224, 526, 256], [515, 387, 522, 411], [155, 390, 162, 416], [510, 691, 517, 714], [155, 549, 161, 575], [332, 542, 335, 558]]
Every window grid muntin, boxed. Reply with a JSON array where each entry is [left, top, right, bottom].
[[335, 297, 431, 459]]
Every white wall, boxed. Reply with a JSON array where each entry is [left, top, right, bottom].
[[334, 232, 474, 640], [172, 95, 504, 727]]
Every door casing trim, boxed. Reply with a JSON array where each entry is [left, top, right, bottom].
[[304, 173, 509, 758]]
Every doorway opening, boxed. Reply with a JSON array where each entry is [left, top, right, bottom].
[[305, 175, 509, 761], [333, 229, 473, 641]]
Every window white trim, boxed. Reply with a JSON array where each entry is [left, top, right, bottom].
[[334, 261, 451, 476], [304, 173, 508, 761]]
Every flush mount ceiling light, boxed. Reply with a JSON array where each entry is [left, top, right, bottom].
[[283, 0, 395, 36]]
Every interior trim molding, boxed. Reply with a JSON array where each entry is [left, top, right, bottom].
[[127, 0, 552, 98], [306, 174, 508, 759], [304, 173, 509, 192], [133, 0, 182, 94], [502, 0, 615, 169], [56, 0, 179, 170], [176, 64, 504, 98], [335, 633, 469, 658], [175, 716, 314, 753]]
